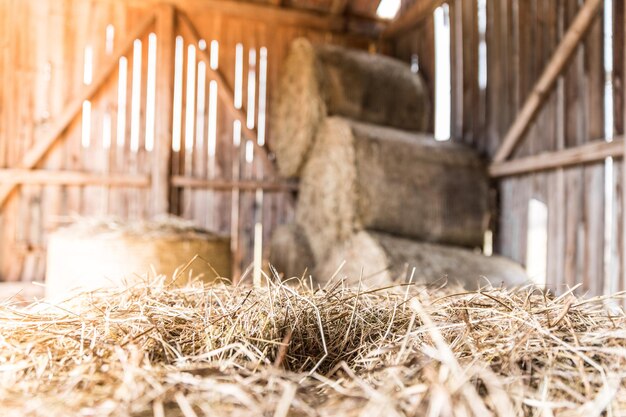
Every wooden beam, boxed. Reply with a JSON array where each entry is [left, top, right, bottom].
[[0, 169, 150, 186], [180, 0, 345, 32], [382, 0, 446, 39], [492, 0, 603, 163], [171, 176, 299, 192], [0, 13, 156, 210], [152, 4, 175, 216], [330, 0, 350, 15], [489, 138, 623, 178]]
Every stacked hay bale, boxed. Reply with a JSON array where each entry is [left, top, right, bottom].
[[270, 38, 431, 178], [270, 39, 527, 288], [46, 217, 230, 300]]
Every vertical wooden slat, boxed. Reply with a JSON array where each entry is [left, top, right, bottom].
[[150, 4, 176, 215]]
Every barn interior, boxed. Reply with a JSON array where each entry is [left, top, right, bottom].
[[1, 0, 626, 415]]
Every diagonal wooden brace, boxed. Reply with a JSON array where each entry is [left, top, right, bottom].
[[0, 13, 156, 210]]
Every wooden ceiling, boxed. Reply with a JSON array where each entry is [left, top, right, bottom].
[[276, 0, 384, 18]]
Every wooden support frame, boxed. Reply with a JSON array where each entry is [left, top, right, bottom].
[[492, 0, 603, 163], [171, 176, 298, 192], [623, 3, 626, 297], [0, 170, 150, 187], [489, 138, 624, 178], [382, 0, 447, 39], [0, 13, 156, 210], [152, 4, 176, 215]]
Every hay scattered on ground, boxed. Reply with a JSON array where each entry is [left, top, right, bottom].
[[1, 275, 625, 416]]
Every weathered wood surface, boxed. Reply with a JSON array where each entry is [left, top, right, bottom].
[[0, 0, 380, 283], [393, 0, 619, 297]]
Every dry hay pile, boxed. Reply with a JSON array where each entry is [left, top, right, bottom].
[[1, 276, 625, 417], [46, 217, 231, 299]]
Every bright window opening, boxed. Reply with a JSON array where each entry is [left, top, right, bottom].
[[234, 43, 244, 110], [184, 45, 197, 152], [434, 4, 451, 141], [105, 24, 115, 54], [376, 0, 401, 19], [526, 199, 548, 286], [603, 0, 617, 295], [83, 46, 93, 85], [130, 39, 142, 153], [210, 40, 219, 70], [245, 140, 254, 164], [483, 230, 493, 257], [477, 0, 487, 90], [258, 47, 268, 146], [145, 33, 157, 152], [172, 36, 184, 152], [81, 100, 91, 148]]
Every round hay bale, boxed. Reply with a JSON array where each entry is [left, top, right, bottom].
[[296, 117, 490, 261], [315, 231, 528, 289], [45, 217, 231, 300], [270, 38, 326, 178], [270, 38, 430, 177], [268, 223, 315, 280]]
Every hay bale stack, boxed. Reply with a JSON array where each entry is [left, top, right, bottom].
[[315, 231, 528, 289], [45, 217, 230, 300], [296, 117, 490, 261], [271, 38, 431, 177], [268, 223, 315, 279]]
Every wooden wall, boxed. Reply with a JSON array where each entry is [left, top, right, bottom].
[[392, 0, 623, 295], [0, 0, 378, 283]]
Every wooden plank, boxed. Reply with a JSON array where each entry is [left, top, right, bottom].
[[382, 0, 446, 39], [492, 0, 603, 163], [0, 13, 155, 210], [181, 0, 345, 33], [623, 2, 626, 298], [171, 176, 298, 191], [489, 138, 624, 177], [0, 169, 150, 186], [152, 4, 175, 215]]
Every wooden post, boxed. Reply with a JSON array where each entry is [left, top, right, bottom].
[[623, 1, 626, 296], [152, 4, 176, 216], [492, 0, 603, 163]]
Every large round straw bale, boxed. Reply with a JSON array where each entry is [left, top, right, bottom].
[[268, 223, 315, 280], [270, 38, 430, 177], [297, 117, 489, 261], [315, 231, 528, 289], [270, 38, 326, 178], [45, 217, 230, 300]]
